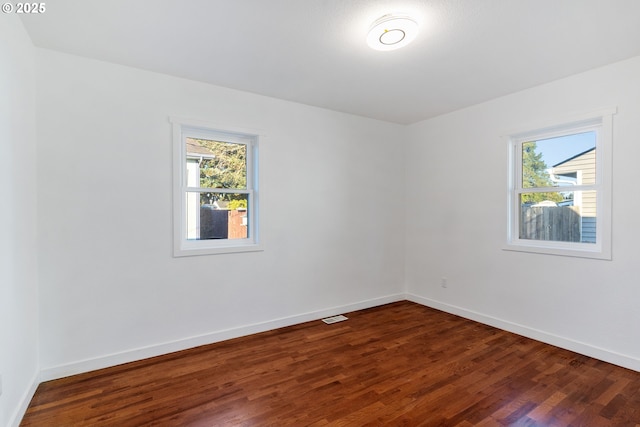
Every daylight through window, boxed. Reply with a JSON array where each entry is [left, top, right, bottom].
[[506, 109, 614, 259], [172, 119, 261, 256]]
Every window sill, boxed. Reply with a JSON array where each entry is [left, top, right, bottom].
[[174, 243, 263, 257], [503, 242, 610, 260]]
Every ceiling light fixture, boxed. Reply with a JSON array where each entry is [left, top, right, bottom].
[[367, 14, 418, 51]]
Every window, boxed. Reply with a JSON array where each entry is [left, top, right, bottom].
[[505, 109, 615, 259], [172, 118, 261, 256]]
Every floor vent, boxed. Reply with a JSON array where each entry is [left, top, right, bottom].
[[322, 315, 348, 324]]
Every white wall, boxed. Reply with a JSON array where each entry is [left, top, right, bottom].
[[405, 55, 640, 370], [8, 24, 640, 422], [36, 49, 406, 378], [0, 16, 40, 427]]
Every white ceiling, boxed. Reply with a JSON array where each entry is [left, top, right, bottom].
[[20, 0, 640, 124]]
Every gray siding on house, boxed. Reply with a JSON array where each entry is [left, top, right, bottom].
[[551, 149, 596, 243]]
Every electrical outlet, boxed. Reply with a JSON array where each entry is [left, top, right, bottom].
[[441, 277, 448, 288]]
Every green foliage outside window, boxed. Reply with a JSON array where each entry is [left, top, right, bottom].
[[227, 199, 247, 210], [521, 141, 563, 204], [190, 138, 247, 205], [197, 140, 246, 190]]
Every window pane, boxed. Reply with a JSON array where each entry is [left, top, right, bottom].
[[519, 191, 596, 243], [186, 192, 249, 240], [522, 131, 596, 188], [185, 138, 247, 189]]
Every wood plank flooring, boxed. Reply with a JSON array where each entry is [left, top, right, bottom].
[[21, 301, 640, 426]]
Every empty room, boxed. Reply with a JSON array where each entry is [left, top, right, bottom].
[[3, 0, 640, 425]]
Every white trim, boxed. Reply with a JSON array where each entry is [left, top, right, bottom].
[[499, 107, 617, 139], [177, 240, 262, 256], [27, 291, 640, 406], [9, 370, 40, 427], [39, 294, 405, 382], [169, 116, 266, 138], [504, 107, 615, 260], [171, 117, 263, 256], [406, 293, 640, 372]]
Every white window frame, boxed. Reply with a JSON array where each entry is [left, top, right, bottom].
[[171, 117, 262, 256], [505, 108, 615, 260]]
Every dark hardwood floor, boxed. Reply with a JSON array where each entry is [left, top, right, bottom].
[[21, 301, 640, 426]]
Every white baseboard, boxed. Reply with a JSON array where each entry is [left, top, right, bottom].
[[406, 293, 640, 372], [40, 293, 405, 382], [9, 370, 40, 427]]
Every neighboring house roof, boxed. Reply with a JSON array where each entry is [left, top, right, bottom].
[[549, 147, 597, 221], [552, 147, 595, 168], [551, 148, 596, 185], [186, 138, 215, 158]]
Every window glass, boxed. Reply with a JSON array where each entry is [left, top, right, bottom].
[[185, 138, 247, 189], [517, 130, 597, 245], [519, 191, 596, 243], [186, 192, 249, 241], [172, 118, 261, 256], [505, 108, 614, 259], [521, 131, 596, 189]]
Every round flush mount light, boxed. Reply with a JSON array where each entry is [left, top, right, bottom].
[[367, 14, 418, 51]]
